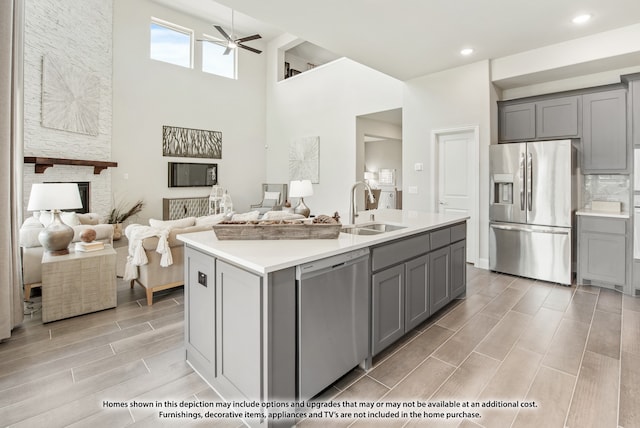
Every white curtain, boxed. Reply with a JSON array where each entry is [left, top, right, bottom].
[[0, 0, 24, 341]]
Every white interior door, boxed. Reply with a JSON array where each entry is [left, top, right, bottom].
[[437, 130, 476, 264]]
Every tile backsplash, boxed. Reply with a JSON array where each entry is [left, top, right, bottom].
[[583, 175, 630, 212]]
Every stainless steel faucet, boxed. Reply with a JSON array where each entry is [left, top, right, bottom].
[[349, 181, 376, 224]]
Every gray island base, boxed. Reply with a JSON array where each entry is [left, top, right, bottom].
[[177, 209, 469, 427]]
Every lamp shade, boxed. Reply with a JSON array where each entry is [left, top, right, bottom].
[[289, 180, 313, 198], [27, 183, 82, 211]]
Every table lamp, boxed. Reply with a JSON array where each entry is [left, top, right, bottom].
[[27, 183, 82, 255], [289, 179, 313, 217]]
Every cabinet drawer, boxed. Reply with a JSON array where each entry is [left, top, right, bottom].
[[430, 227, 451, 250], [372, 233, 430, 272], [450, 223, 466, 243], [580, 216, 627, 235]]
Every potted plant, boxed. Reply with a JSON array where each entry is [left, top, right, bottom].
[[107, 199, 144, 240]]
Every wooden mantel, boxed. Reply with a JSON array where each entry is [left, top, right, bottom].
[[24, 157, 118, 174]]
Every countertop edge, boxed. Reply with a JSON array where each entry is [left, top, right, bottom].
[[576, 209, 630, 219], [177, 210, 469, 275]]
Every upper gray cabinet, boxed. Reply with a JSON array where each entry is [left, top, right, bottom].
[[499, 96, 580, 142], [499, 102, 535, 142], [582, 89, 628, 173], [631, 79, 640, 147], [536, 96, 580, 139]]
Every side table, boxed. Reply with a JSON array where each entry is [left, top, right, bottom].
[[41, 245, 117, 323]]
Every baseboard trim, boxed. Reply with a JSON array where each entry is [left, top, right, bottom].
[[475, 258, 489, 270]]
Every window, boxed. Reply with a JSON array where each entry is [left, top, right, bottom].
[[201, 37, 236, 79], [150, 18, 193, 68]]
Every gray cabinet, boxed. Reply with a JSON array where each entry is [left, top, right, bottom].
[[184, 247, 266, 404], [215, 260, 263, 400], [429, 246, 450, 314], [582, 89, 628, 173], [536, 96, 580, 139], [372, 264, 405, 355], [578, 216, 629, 290], [499, 102, 535, 142], [631, 79, 640, 147], [404, 255, 429, 332], [185, 247, 216, 370], [429, 223, 467, 314], [450, 239, 467, 299], [371, 222, 467, 355], [499, 96, 579, 142]]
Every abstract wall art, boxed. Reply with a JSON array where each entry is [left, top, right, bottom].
[[289, 136, 319, 183], [162, 125, 222, 159], [41, 56, 100, 136]]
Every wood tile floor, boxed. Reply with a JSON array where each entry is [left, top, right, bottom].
[[1, 266, 638, 427]]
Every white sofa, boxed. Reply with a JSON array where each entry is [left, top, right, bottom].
[[123, 211, 304, 305], [19, 212, 114, 300]]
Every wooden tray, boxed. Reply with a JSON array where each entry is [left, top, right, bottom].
[[212, 222, 341, 240]]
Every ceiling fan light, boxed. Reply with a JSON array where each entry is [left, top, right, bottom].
[[228, 41, 238, 49]]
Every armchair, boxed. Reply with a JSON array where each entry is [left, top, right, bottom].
[[250, 183, 288, 214]]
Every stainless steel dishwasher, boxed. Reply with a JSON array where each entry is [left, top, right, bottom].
[[296, 248, 369, 401]]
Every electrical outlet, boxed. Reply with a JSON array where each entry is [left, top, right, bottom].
[[414, 163, 423, 171], [123, 173, 129, 180], [408, 186, 418, 194]]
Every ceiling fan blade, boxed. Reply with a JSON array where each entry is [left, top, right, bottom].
[[238, 44, 262, 54], [198, 39, 226, 47], [214, 25, 232, 42], [236, 34, 261, 43], [223, 46, 232, 55]]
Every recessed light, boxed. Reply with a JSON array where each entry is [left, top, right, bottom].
[[572, 14, 592, 24], [460, 48, 474, 56]]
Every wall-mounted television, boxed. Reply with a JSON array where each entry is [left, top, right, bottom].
[[168, 162, 217, 187]]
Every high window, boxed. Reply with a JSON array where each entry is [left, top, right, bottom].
[[150, 18, 193, 68], [201, 36, 236, 79]]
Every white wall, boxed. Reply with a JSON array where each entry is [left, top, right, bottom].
[[112, 0, 267, 223], [23, 0, 113, 218], [403, 60, 492, 266], [265, 34, 403, 219]]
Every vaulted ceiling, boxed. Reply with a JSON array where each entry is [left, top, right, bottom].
[[154, 0, 640, 82]]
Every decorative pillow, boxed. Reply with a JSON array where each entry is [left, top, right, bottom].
[[149, 217, 196, 229], [262, 211, 306, 221], [76, 213, 100, 225], [22, 215, 44, 229], [195, 213, 229, 227], [262, 198, 277, 207], [231, 211, 260, 222], [39, 211, 81, 227], [19, 228, 41, 248], [264, 191, 280, 201]]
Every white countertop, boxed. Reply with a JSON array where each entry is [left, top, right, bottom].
[[177, 209, 469, 275], [576, 209, 630, 219]]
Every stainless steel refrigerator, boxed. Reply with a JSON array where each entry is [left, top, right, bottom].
[[489, 140, 577, 284]]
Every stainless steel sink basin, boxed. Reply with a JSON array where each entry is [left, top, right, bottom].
[[341, 222, 406, 235]]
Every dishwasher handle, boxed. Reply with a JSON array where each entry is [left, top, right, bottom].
[[296, 248, 370, 281]]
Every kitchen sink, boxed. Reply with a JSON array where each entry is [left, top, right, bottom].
[[341, 222, 406, 235]]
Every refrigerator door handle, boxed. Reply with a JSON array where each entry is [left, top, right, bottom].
[[519, 153, 525, 211], [527, 152, 533, 212], [490, 223, 570, 235]]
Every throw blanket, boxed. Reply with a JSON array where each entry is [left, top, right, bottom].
[[123, 224, 173, 281]]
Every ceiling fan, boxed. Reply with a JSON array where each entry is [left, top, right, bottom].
[[203, 10, 262, 55]]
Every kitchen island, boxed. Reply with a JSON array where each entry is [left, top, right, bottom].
[[177, 209, 469, 428]]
